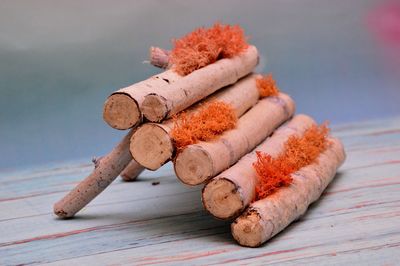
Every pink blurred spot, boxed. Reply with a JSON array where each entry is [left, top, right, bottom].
[[367, 1, 400, 77], [367, 1, 400, 46]]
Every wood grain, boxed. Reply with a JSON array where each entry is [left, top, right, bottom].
[[0, 117, 399, 265]]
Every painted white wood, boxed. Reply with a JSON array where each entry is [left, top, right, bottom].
[[0, 117, 399, 265]]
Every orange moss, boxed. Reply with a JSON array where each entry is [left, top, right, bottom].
[[170, 23, 249, 75], [207, 23, 249, 58], [256, 74, 280, 97], [253, 124, 331, 200], [171, 101, 237, 150]]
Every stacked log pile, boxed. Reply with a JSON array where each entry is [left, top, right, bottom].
[[54, 23, 345, 247]]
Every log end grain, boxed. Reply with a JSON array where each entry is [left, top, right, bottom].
[[130, 124, 173, 171], [231, 208, 272, 247], [53, 202, 73, 219], [202, 178, 244, 220], [174, 146, 214, 186], [141, 94, 169, 122], [103, 93, 141, 130]]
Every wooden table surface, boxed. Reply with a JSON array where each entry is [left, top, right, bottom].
[[1, 117, 399, 265]]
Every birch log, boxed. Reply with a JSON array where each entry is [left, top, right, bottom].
[[174, 93, 295, 186], [103, 45, 258, 129], [103, 71, 181, 130], [140, 45, 259, 122], [130, 74, 261, 170], [53, 130, 134, 218], [120, 160, 144, 181], [149, 46, 170, 69], [231, 137, 346, 247], [202, 114, 315, 220]]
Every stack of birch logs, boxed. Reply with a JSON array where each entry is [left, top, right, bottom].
[[54, 24, 345, 247]]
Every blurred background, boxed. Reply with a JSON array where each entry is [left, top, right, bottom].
[[1, 0, 399, 170]]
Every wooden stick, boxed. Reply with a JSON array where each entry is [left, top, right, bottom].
[[149, 46, 170, 69], [120, 159, 144, 181], [130, 74, 261, 170], [174, 93, 295, 186], [53, 130, 134, 218], [103, 70, 181, 130], [140, 45, 259, 122], [231, 137, 346, 247], [202, 114, 315, 220], [103, 45, 257, 129]]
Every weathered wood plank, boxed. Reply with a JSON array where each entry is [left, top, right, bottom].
[[0, 116, 399, 265]]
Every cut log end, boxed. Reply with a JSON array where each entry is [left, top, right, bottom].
[[103, 93, 141, 130], [141, 94, 169, 122], [231, 209, 270, 247], [202, 178, 244, 220], [130, 124, 173, 171], [53, 204, 73, 219], [174, 146, 213, 186], [149, 46, 170, 69]]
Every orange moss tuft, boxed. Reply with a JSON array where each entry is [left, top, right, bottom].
[[207, 23, 249, 58], [171, 101, 237, 150], [253, 152, 293, 200], [256, 74, 280, 98], [170, 23, 249, 75], [253, 124, 331, 200]]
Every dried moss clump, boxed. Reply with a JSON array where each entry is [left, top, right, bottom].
[[256, 73, 280, 98], [171, 101, 237, 150], [170, 23, 249, 75], [253, 124, 331, 200]]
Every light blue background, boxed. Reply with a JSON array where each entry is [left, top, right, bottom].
[[1, 0, 399, 170]]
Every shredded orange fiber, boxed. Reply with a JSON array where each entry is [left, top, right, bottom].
[[170, 23, 249, 75], [253, 123, 331, 200], [256, 74, 280, 97], [171, 101, 237, 150]]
